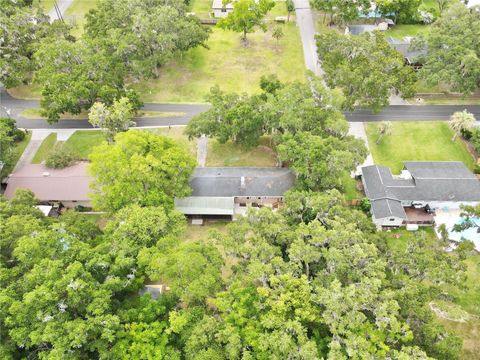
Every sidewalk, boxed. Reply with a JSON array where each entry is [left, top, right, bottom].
[[348, 122, 374, 175]]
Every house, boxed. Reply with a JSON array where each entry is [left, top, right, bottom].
[[386, 37, 427, 69], [4, 164, 295, 218], [361, 162, 480, 228], [212, 0, 233, 18], [4, 162, 92, 208], [174, 167, 295, 220]]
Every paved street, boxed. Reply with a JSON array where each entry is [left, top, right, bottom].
[[48, 0, 75, 22], [293, 0, 324, 76]]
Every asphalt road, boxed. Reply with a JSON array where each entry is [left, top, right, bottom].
[[293, 0, 324, 76], [2, 89, 480, 129]]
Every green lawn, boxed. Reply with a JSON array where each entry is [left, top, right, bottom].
[[385, 24, 430, 39], [131, 1, 305, 103], [206, 137, 277, 167], [342, 174, 362, 201], [0, 132, 32, 178], [31, 133, 58, 164], [147, 127, 197, 157], [365, 122, 475, 173], [20, 108, 185, 119], [64, 0, 98, 38], [63, 130, 105, 159]]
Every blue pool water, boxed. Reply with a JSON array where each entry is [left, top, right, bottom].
[[448, 217, 480, 250]]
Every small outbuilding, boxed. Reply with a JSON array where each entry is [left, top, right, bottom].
[[212, 0, 233, 18]]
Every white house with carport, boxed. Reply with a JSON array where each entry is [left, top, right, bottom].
[[361, 161, 480, 228]]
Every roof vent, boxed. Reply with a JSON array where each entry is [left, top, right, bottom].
[[42, 172, 50, 177], [240, 176, 246, 189]]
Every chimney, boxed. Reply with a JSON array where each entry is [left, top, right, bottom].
[[240, 176, 246, 189]]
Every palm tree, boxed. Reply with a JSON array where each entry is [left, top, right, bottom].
[[449, 110, 476, 141], [376, 121, 392, 144]]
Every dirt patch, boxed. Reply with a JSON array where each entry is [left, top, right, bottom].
[[430, 301, 479, 323]]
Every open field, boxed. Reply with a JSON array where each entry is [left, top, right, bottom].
[[147, 127, 197, 157], [206, 137, 277, 167], [32, 133, 57, 163], [131, 0, 305, 103], [365, 121, 475, 173], [0, 132, 32, 178]]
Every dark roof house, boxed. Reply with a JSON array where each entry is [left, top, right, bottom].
[[362, 161, 480, 224], [386, 37, 427, 66]]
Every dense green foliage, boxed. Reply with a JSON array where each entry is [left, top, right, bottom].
[[0, 118, 26, 167], [186, 75, 367, 192], [217, 0, 275, 41], [416, 3, 480, 95], [89, 130, 196, 212], [316, 31, 417, 111], [0, 186, 468, 358], [45, 145, 78, 169], [310, 0, 370, 24]]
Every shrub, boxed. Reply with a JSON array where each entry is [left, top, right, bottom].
[[474, 164, 480, 174], [470, 128, 480, 152], [460, 127, 473, 140], [360, 197, 371, 212], [45, 146, 77, 169], [12, 129, 26, 142]]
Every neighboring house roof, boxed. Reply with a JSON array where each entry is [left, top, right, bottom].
[[212, 0, 233, 9], [346, 24, 379, 35], [4, 162, 92, 202], [362, 163, 480, 216], [386, 37, 427, 64], [175, 196, 235, 215], [189, 167, 295, 197], [467, 0, 480, 8]]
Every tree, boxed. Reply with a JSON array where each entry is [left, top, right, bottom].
[[89, 130, 196, 212], [449, 110, 475, 141], [311, 0, 371, 24], [376, 121, 392, 144], [316, 31, 417, 111], [34, 39, 141, 123], [286, 0, 295, 21], [0, 5, 71, 88], [277, 132, 367, 191], [85, 0, 210, 79], [0, 121, 14, 165], [374, 0, 422, 24], [217, 0, 275, 43], [271, 26, 284, 48], [418, 3, 480, 95], [88, 97, 135, 143]]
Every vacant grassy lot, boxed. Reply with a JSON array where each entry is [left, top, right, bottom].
[[0, 132, 32, 178], [147, 127, 197, 157], [365, 122, 475, 173], [32, 133, 57, 163], [132, 1, 305, 103], [206, 137, 277, 167]]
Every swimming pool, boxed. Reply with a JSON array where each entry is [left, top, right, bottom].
[[448, 217, 480, 250]]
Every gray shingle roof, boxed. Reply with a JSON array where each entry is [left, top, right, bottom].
[[386, 37, 427, 64], [362, 162, 480, 210], [189, 167, 295, 197], [371, 198, 406, 220]]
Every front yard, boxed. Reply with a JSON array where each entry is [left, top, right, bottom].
[[365, 121, 475, 173]]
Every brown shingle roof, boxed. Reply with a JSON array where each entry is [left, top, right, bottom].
[[4, 162, 92, 202]]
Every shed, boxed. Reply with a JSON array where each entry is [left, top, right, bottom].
[[212, 0, 233, 18]]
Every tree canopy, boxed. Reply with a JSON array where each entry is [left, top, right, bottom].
[[416, 3, 480, 95], [89, 130, 196, 212], [316, 31, 417, 111]]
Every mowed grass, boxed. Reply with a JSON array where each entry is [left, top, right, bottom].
[[63, 130, 105, 159], [132, 2, 305, 103], [64, 0, 98, 38], [147, 126, 197, 157], [0, 132, 32, 178], [206, 137, 277, 167], [31, 133, 57, 163], [365, 122, 475, 173], [385, 24, 430, 39]]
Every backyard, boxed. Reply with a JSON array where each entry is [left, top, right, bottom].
[[365, 121, 475, 173]]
